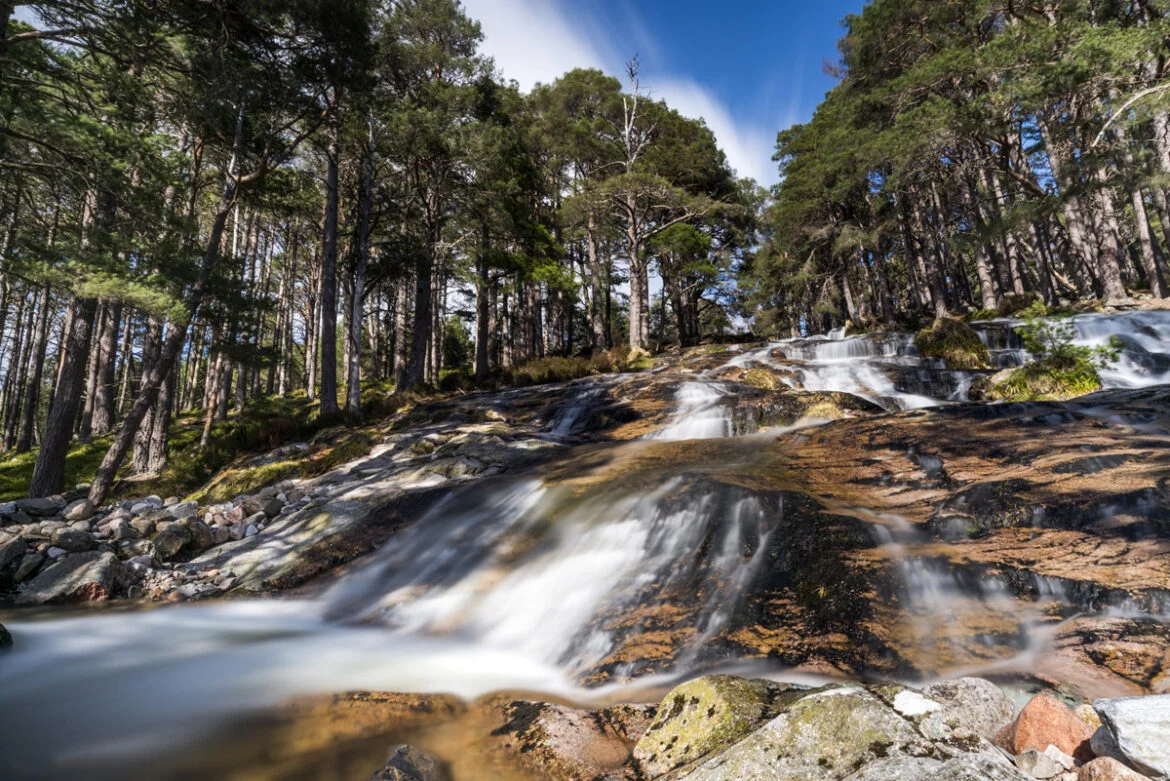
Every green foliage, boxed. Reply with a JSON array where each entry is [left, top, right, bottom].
[[914, 318, 991, 370], [0, 438, 113, 503], [1014, 303, 1121, 368], [442, 315, 473, 369], [983, 303, 1122, 402]]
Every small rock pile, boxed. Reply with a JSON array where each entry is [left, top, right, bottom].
[[0, 484, 304, 604]]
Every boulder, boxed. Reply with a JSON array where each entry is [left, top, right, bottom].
[[62, 499, 94, 521], [129, 496, 163, 515], [492, 700, 654, 781], [1078, 758, 1152, 781], [168, 501, 198, 520], [15, 497, 65, 517], [370, 744, 446, 781], [680, 686, 930, 780], [1, 509, 32, 527], [152, 529, 187, 561], [129, 516, 158, 537], [996, 694, 1095, 762], [50, 528, 94, 553], [13, 552, 43, 582], [17, 551, 124, 604], [923, 677, 1018, 742], [633, 675, 795, 778], [185, 518, 214, 552], [1093, 697, 1170, 779], [261, 497, 283, 517], [0, 536, 27, 571]]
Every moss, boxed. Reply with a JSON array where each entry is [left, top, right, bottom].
[[190, 460, 304, 504], [633, 676, 779, 777], [0, 436, 112, 502], [985, 352, 1102, 401], [801, 400, 849, 421], [743, 368, 782, 391], [914, 317, 991, 370]]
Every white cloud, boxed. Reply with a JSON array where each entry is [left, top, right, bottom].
[[461, 0, 613, 91], [647, 78, 777, 186], [461, 0, 778, 185]]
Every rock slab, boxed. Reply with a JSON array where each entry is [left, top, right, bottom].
[[1093, 696, 1170, 779]]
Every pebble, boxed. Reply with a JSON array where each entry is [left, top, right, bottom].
[[46, 546, 67, 559]]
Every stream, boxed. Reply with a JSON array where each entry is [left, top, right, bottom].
[[2, 311, 1169, 779]]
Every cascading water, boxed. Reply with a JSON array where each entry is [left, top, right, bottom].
[[2, 311, 1168, 778]]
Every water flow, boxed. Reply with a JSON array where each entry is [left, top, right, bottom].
[[651, 382, 734, 440]]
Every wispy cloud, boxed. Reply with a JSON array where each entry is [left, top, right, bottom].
[[462, 0, 779, 185], [461, 0, 613, 91]]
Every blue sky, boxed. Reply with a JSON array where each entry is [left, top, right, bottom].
[[461, 0, 865, 185]]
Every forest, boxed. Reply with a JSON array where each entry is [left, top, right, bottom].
[[1, 0, 1169, 505]]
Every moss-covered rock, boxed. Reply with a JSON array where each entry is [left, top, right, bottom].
[[915, 318, 991, 370], [681, 686, 930, 780], [743, 367, 783, 391], [632, 675, 800, 778], [981, 353, 1102, 402]]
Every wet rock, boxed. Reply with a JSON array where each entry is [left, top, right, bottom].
[[1092, 696, 1170, 778], [370, 744, 446, 781], [62, 499, 94, 521], [633, 675, 796, 778], [1078, 758, 1152, 781], [16, 497, 65, 517], [491, 699, 653, 781], [923, 677, 1018, 741], [996, 694, 1095, 762], [50, 528, 93, 553], [17, 551, 124, 604], [0, 622, 11, 650], [680, 686, 929, 780]]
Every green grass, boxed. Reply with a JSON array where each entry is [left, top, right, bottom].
[[0, 436, 113, 502], [984, 352, 1103, 402]]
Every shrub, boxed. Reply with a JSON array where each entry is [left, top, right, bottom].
[[984, 303, 1121, 401], [915, 317, 991, 369]]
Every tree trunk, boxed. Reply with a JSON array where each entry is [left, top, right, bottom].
[[30, 295, 96, 497], [318, 119, 341, 416], [16, 282, 51, 453]]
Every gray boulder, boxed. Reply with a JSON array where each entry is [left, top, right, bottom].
[[1094, 696, 1170, 779], [17, 551, 124, 604], [62, 499, 94, 521], [185, 518, 214, 552], [922, 677, 1017, 741], [15, 500, 64, 519], [13, 552, 44, 582], [50, 528, 94, 553], [0, 536, 27, 571], [168, 501, 198, 520], [16, 497, 65, 517], [152, 529, 187, 561], [680, 686, 929, 780]]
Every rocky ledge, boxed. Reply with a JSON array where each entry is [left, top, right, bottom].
[[256, 675, 1169, 781]]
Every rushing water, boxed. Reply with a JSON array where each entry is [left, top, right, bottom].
[[2, 311, 1169, 778]]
